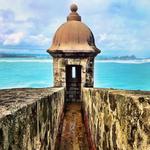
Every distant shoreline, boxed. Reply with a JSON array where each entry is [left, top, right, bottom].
[[0, 57, 150, 64], [1, 49, 149, 59], [0, 53, 150, 61]]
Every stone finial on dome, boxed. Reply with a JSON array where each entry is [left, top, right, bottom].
[[70, 4, 78, 12], [48, 3, 100, 55], [67, 3, 81, 21]]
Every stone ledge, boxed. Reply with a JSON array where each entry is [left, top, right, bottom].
[[0, 87, 65, 150], [82, 88, 150, 150], [0, 88, 64, 119], [87, 87, 150, 95], [83, 87, 150, 104]]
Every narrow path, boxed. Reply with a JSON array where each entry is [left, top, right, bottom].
[[57, 103, 89, 150]]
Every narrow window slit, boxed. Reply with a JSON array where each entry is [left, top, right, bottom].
[[72, 67, 76, 78]]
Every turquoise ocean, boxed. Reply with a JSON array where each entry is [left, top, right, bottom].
[[0, 58, 150, 91]]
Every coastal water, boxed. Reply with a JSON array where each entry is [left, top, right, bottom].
[[0, 58, 150, 91]]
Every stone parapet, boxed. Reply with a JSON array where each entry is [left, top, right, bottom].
[[82, 88, 150, 150], [0, 88, 64, 150]]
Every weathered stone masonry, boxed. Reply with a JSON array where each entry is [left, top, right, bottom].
[[0, 88, 64, 150], [82, 88, 150, 150], [0, 88, 149, 150], [53, 57, 94, 88], [52, 57, 94, 102]]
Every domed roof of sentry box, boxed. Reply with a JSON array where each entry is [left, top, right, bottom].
[[47, 4, 100, 55]]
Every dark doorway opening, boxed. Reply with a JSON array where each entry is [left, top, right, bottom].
[[65, 65, 81, 102]]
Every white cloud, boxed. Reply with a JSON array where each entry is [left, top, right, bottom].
[[0, 0, 32, 20], [0, 0, 150, 56], [27, 34, 50, 46], [136, 0, 150, 11], [70, 0, 110, 12], [3, 32, 25, 45], [97, 33, 107, 42]]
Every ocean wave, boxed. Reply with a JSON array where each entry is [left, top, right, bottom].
[[95, 59, 150, 64], [0, 59, 52, 63], [0, 81, 51, 89], [0, 58, 150, 64]]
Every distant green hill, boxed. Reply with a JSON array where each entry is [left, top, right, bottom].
[[0, 53, 149, 60], [0, 53, 50, 58], [96, 55, 140, 60]]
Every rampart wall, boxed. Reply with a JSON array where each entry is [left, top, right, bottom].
[[0, 88, 64, 150], [82, 88, 150, 150], [0, 87, 150, 150]]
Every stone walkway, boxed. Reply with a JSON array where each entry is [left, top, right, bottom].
[[57, 103, 89, 150]]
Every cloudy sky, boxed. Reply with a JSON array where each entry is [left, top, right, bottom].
[[0, 0, 150, 57]]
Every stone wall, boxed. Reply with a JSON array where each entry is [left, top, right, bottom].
[[0, 88, 64, 150], [53, 57, 94, 87], [82, 88, 150, 150]]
